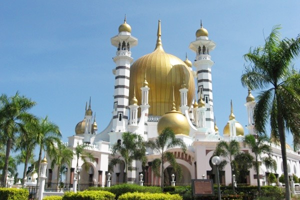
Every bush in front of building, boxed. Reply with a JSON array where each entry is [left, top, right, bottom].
[[0, 188, 29, 200], [118, 192, 182, 200], [43, 196, 62, 200], [88, 184, 162, 199], [62, 190, 115, 200]]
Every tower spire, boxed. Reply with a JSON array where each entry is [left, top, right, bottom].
[[229, 100, 235, 120], [200, 20, 203, 28], [155, 20, 164, 51], [89, 97, 91, 109], [124, 14, 127, 23]]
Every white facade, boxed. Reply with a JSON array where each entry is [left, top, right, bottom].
[[46, 20, 300, 188]]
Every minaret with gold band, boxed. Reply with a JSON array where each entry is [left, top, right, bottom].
[[245, 89, 256, 135], [189, 21, 216, 134], [110, 17, 138, 133]]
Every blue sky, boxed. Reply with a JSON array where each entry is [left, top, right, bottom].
[[1, 1, 300, 175]]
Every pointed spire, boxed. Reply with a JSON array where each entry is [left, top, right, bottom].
[[89, 97, 92, 109], [229, 100, 236, 120], [193, 93, 198, 108], [143, 72, 148, 87], [155, 20, 164, 51], [124, 14, 127, 23], [200, 20, 203, 28], [94, 113, 97, 122], [131, 87, 138, 105]]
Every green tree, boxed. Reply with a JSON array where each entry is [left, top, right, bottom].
[[15, 149, 35, 184], [241, 25, 300, 200], [244, 134, 271, 193], [51, 142, 73, 186], [0, 93, 36, 187], [214, 140, 240, 192], [109, 132, 147, 183], [36, 116, 61, 189], [147, 128, 186, 188], [233, 152, 253, 184], [262, 154, 277, 173], [268, 173, 277, 185]]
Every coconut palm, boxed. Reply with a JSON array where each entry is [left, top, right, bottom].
[[147, 128, 187, 188], [35, 116, 61, 190], [0, 93, 36, 187], [244, 134, 271, 193], [109, 132, 147, 183], [233, 152, 253, 184], [241, 25, 300, 200], [214, 140, 240, 192], [15, 149, 35, 184], [51, 142, 73, 186]]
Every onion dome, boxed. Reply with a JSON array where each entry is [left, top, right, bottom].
[[131, 96, 138, 105], [75, 119, 86, 135], [246, 89, 255, 102], [92, 121, 98, 133], [85, 99, 93, 116], [129, 20, 195, 116], [118, 16, 131, 33], [157, 102, 190, 136], [198, 97, 205, 108], [223, 101, 244, 136], [193, 100, 198, 108], [184, 54, 193, 68], [41, 157, 47, 164], [196, 21, 209, 37]]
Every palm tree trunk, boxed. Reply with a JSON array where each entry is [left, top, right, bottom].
[[2, 138, 12, 187], [277, 111, 291, 200], [161, 154, 164, 189], [22, 150, 31, 185]]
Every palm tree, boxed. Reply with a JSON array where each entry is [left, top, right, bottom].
[[51, 142, 73, 186], [36, 116, 61, 189], [244, 134, 271, 193], [74, 143, 95, 170], [147, 128, 187, 188], [262, 155, 277, 173], [109, 132, 147, 183], [233, 152, 253, 184], [241, 25, 300, 200], [214, 140, 240, 192], [0, 93, 36, 187], [15, 149, 35, 184]]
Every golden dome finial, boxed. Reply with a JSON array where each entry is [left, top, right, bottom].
[[200, 20, 203, 28], [196, 20, 209, 37], [89, 97, 92, 109], [181, 76, 186, 89], [229, 100, 235, 120], [155, 20, 164, 51], [171, 86, 176, 111], [246, 88, 255, 102], [143, 72, 148, 87], [41, 156, 47, 164], [131, 87, 138, 105], [124, 14, 127, 23], [118, 15, 131, 33], [184, 53, 193, 68], [214, 119, 219, 132], [193, 94, 198, 108]]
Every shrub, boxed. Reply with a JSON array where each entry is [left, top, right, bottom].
[[293, 174, 299, 183], [63, 191, 115, 200], [279, 174, 284, 183], [268, 173, 277, 184], [43, 196, 63, 200], [118, 192, 182, 200], [0, 188, 29, 200], [88, 184, 161, 199]]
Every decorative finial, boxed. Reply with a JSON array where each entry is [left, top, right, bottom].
[[94, 113, 97, 121], [229, 100, 235, 120], [144, 72, 148, 86], [89, 97, 92, 109], [155, 20, 164, 50], [172, 86, 176, 111], [124, 14, 127, 23], [181, 76, 186, 88], [85, 102, 87, 111], [200, 20, 203, 28]]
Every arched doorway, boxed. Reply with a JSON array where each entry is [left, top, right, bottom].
[[163, 164, 191, 186]]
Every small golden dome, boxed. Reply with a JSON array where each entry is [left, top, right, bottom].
[[198, 97, 205, 108], [86, 109, 92, 116], [75, 119, 86, 135], [41, 157, 47, 164], [193, 100, 198, 108], [157, 109, 190, 136], [184, 54, 193, 68], [214, 122, 219, 132], [131, 96, 138, 105], [118, 17, 131, 33], [246, 89, 255, 102], [223, 121, 244, 136], [196, 22, 209, 37]]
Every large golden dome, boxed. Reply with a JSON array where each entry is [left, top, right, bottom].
[[129, 20, 195, 116], [157, 104, 190, 135]]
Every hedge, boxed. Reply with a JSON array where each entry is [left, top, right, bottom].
[[0, 188, 29, 200], [62, 191, 115, 200], [88, 184, 162, 199], [43, 196, 63, 200], [118, 192, 182, 200]]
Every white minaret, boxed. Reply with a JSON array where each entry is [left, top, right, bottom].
[[245, 89, 256, 135], [129, 89, 139, 126], [179, 81, 189, 114], [140, 76, 150, 122], [83, 99, 93, 144], [189, 21, 216, 134], [110, 17, 138, 133]]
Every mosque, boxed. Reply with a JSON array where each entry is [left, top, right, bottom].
[[45, 19, 300, 189]]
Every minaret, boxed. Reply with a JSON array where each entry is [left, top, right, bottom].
[[245, 89, 256, 135], [111, 17, 138, 132], [84, 98, 93, 144], [179, 80, 189, 114], [189, 21, 216, 134], [197, 91, 206, 128], [228, 100, 237, 137], [140, 75, 150, 122], [129, 89, 139, 126]]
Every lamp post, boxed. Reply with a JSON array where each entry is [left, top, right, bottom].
[[212, 156, 221, 200], [139, 173, 144, 186], [38, 157, 48, 200], [171, 174, 176, 186], [77, 166, 82, 191]]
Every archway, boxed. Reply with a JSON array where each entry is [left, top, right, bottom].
[[163, 164, 191, 186], [80, 163, 95, 190]]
